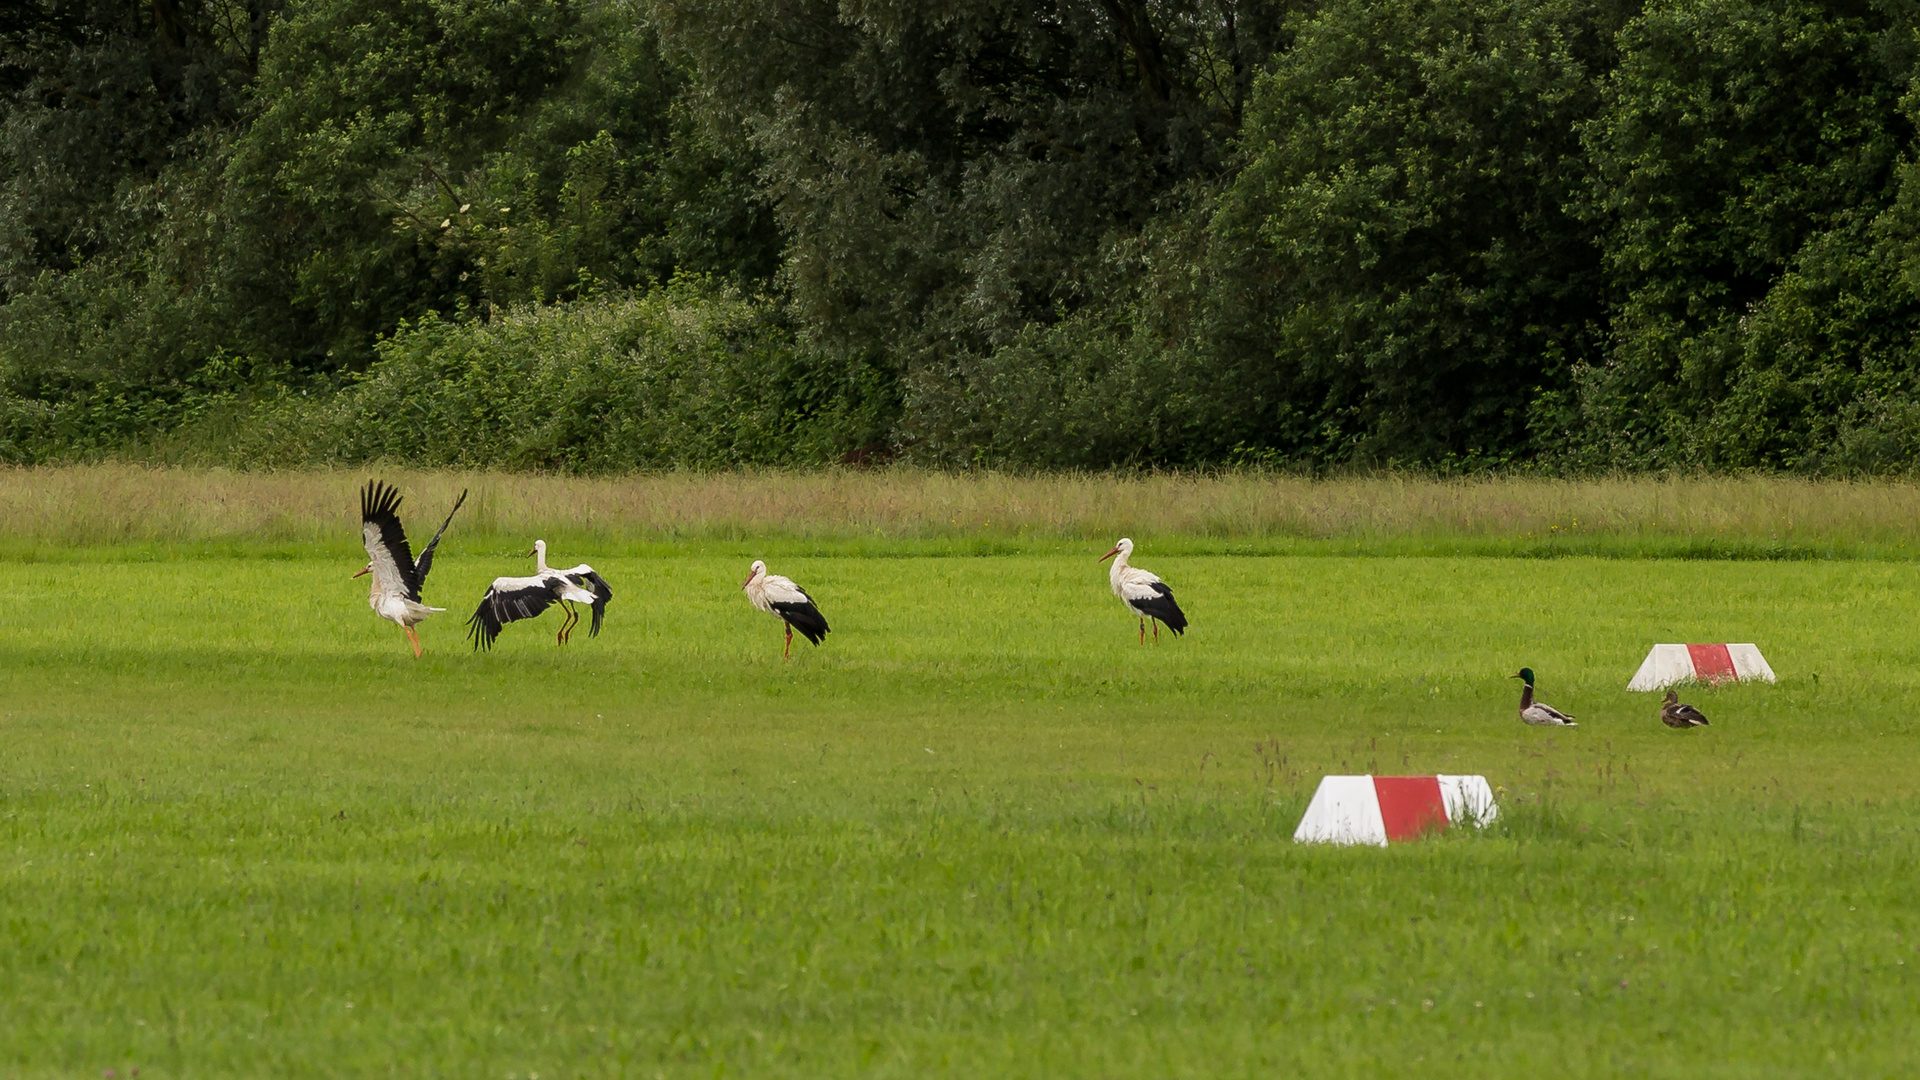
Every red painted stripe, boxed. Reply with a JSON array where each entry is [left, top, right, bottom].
[[1372, 776, 1448, 842], [1688, 643, 1737, 683]]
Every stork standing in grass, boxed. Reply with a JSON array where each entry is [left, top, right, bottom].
[[741, 559, 830, 658], [355, 480, 467, 657], [467, 540, 613, 649], [1099, 537, 1188, 644]]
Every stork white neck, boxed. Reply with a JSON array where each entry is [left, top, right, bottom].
[[1104, 537, 1135, 585], [532, 539, 550, 574]]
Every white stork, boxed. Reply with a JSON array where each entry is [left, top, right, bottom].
[[741, 559, 830, 658], [466, 540, 613, 649], [354, 480, 467, 657], [531, 539, 613, 643], [1099, 537, 1188, 644]]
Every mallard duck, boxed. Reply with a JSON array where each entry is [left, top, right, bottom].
[[1660, 689, 1709, 728], [1511, 668, 1577, 726]]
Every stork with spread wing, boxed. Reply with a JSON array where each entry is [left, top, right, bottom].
[[354, 479, 467, 657]]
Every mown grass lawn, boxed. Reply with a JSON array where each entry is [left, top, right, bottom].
[[3, 541, 1918, 1077]]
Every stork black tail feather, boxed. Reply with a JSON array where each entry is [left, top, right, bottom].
[[774, 600, 830, 645], [1135, 585, 1188, 635], [581, 570, 613, 637]]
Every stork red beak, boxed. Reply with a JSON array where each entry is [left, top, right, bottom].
[[740, 572, 755, 589], [352, 566, 370, 579], [526, 547, 537, 558], [1099, 546, 1122, 562]]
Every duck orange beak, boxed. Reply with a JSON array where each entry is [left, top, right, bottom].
[[352, 566, 370, 579], [1099, 546, 1121, 562], [1508, 672, 1523, 679]]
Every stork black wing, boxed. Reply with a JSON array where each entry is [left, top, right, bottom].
[[361, 479, 419, 598], [1132, 583, 1188, 635], [771, 599, 830, 645], [567, 570, 614, 637], [466, 581, 561, 651], [413, 488, 468, 593]]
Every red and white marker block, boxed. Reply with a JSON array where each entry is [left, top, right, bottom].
[[1292, 775, 1498, 847], [1627, 643, 1775, 691]]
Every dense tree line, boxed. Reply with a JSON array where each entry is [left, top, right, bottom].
[[4, 0, 1920, 469]]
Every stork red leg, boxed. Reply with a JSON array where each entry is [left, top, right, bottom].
[[404, 625, 422, 658], [784, 623, 793, 659], [1138, 618, 1146, 645], [1152, 618, 1160, 643]]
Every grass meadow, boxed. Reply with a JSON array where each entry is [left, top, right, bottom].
[[3, 468, 1919, 1076]]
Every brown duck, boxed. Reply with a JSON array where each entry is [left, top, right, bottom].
[[1660, 689, 1709, 728]]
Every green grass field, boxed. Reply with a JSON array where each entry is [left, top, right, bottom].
[[4, 482, 1920, 1075]]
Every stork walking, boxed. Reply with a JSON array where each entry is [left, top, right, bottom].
[[466, 540, 613, 650], [1099, 537, 1188, 643], [355, 479, 467, 657], [741, 559, 830, 658]]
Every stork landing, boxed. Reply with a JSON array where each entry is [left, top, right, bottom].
[[354, 480, 466, 657]]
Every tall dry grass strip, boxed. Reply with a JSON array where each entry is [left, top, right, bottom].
[[5, 465, 1920, 548]]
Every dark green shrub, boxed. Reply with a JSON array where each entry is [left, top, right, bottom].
[[222, 282, 894, 470]]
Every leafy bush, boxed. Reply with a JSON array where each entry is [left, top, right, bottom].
[[218, 282, 894, 470], [900, 317, 1185, 469]]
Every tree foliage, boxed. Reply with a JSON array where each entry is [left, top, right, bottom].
[[6, 0, 1920, 470], [1215, 0, 1623, 465], [1573, 0, 1920, 469]]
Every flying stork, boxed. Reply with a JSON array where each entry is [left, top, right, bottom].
[[355, 479, 468, 657], [741, 559, 830, 658], [1099, 537, 1188, 643], [466, 540, 613, 650]]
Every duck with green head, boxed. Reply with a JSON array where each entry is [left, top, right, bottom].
[[1511, 668, 1577, 726]]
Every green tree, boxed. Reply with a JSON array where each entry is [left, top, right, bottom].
[[220, 0, 768, 371], [1209, 0, 1621, 465], [2, 0, 786, 461], [654, 0, 1293, 458], [1573, 0, 1920, 469]]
